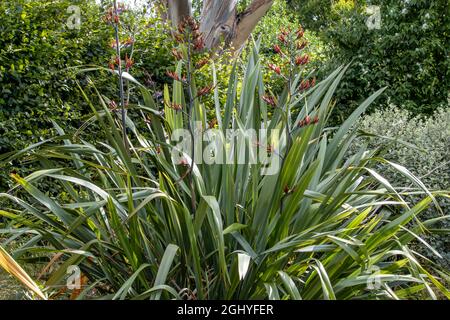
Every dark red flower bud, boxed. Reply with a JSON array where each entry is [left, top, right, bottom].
[[283, 184, 290, 194], [296, 27, 304, 39], [305, 115, 311, 125], [166, 70, 180, 81], [171, 103, 182, 111], [125, 54, 134, 69], [193, 36, 205, 51], [299, 80, 310, 91], [273, 44, 282, 54], [278, 34, 287, 44], [262, 95, 277, 107], [313, 115, 319, 124], [296, 40, 308, 50], [295, 54, 309, 66], [196, 58, 209, 69], [109, 100, 117, 110], [172, 48, 183, 60], [268, 63, 281, 75], [197, 84, 213, 97]]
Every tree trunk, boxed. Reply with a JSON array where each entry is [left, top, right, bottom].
[[162, 0, 274, 51], [166, 0, 192, 29]]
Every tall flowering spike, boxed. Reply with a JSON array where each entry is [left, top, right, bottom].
[[268, 63, 281, 75]]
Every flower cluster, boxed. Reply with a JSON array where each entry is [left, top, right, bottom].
[[298, 115, 319, 128], [102, 3, 127, 24], [166, 17, 213, 100], [267, 25, 314, 93]]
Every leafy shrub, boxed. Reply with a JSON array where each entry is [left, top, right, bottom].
[[351, 106, 450, 269], [0, 1, 175, 191], [290, 0, 450, 122], [1, 38, 449, 299]]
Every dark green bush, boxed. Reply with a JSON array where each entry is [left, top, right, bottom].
[[290, 0, 450, 122]]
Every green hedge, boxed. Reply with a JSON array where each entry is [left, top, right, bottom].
[[291, 0, 450, 122]]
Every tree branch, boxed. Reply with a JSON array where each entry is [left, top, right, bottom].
[[231, 0, 274, 50]]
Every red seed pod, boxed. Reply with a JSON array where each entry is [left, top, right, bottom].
[[280, 28, 290, 36], [295, 55, 309, 66], [298, 119, 305, 127], [283, 184, 290, 194], [310, 77, 316, 87], [174, 33, 184, 43], [108, 62, 115, 71]]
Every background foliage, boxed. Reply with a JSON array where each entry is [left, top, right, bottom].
[[352, 106, 450, 269], [289, 0, 450, 122]]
